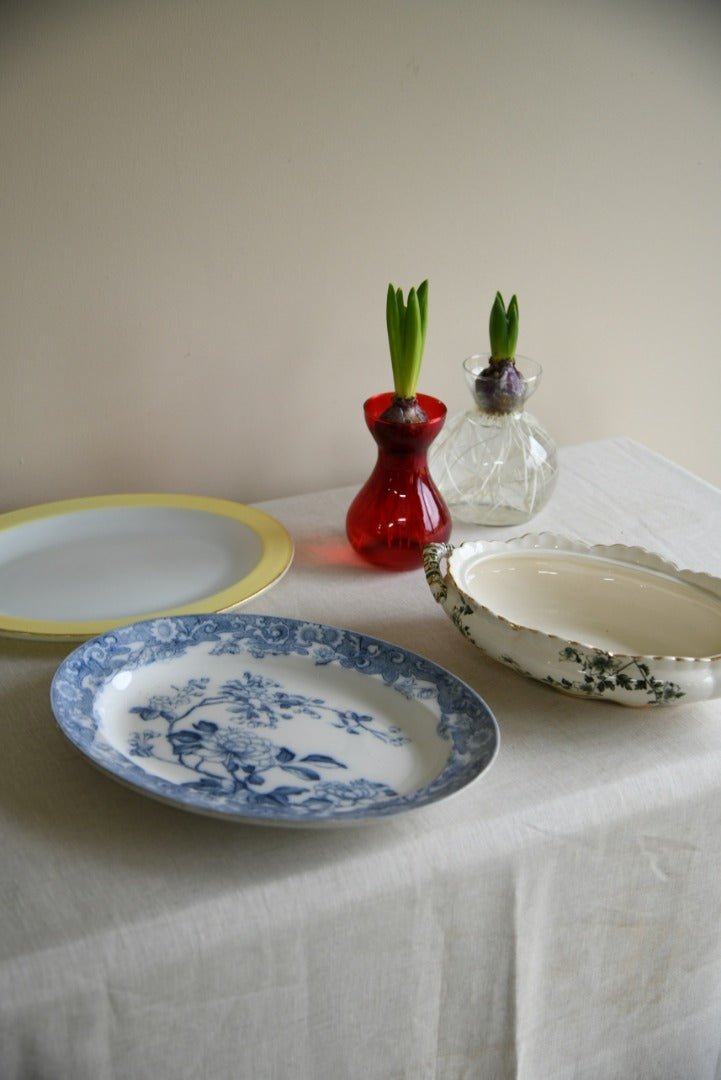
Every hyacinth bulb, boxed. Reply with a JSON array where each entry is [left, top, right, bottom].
[[474, 359, 527, 414]]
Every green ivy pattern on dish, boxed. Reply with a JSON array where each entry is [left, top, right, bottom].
[[501, 646, 685, 704]]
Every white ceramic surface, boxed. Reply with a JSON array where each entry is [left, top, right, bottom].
[[424, 534, 721, 707]]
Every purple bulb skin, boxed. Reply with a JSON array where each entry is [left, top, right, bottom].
[[474, 360, 527, 415], [379, 396, 429, 424]]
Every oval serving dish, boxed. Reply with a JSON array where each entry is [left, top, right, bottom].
[[50, 612, 499, 825], [424, 534, 721, 707]]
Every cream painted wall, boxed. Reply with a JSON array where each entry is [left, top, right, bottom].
[[2, 0, 720, 511]]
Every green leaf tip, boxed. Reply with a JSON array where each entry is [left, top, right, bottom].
[[488, 291, 519, 361], [386, 279, 429, 399]]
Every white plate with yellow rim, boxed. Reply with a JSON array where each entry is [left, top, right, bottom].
[[0, 493, 294, 640]]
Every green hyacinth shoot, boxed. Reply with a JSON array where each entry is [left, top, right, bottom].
[[475, 290, 525, 414], [489, 291, 519, 362], [386, 279, 429, 401]]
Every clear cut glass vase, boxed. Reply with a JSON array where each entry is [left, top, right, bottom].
[[429, 354, 558, 526]]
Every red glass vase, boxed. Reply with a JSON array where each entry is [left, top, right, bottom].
[[346, 392, 452, 571]]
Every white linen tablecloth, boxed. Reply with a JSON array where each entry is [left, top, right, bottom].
[[2, 437, 721, 1080]]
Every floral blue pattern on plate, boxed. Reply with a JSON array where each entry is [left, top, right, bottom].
[[51, 613, 499, 826]]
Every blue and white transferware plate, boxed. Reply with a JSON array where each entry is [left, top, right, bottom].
[[51, 613, 499, 826]]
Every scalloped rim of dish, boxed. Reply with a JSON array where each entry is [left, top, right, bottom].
[[448, 532, 721, 664], [0, 493, 294, 640]]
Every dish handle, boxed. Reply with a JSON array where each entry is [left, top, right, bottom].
[[423, 542, 454, 604]]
